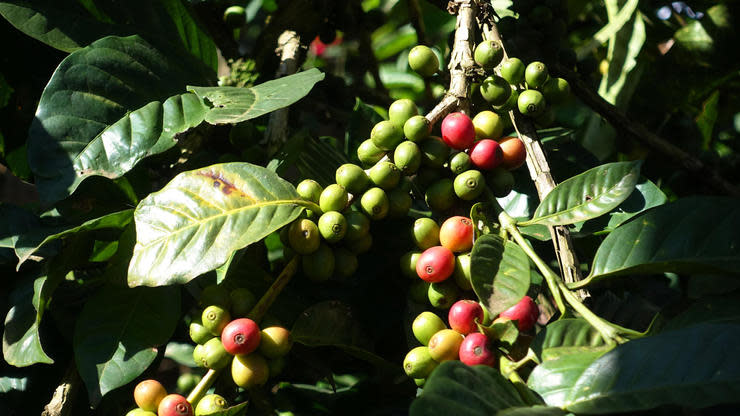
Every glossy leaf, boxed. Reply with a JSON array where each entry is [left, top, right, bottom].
[[188, 68, 325, 125], [0, 376, 27, 393], [587, 197, 740, 282], [128, 163, 306, 287], [28, 35, 213, 203], [74, 285, 180, 405], [527, 350, 606, 407], [520, 161, 641, 226], [164, 342, 196, 367], [662, 294, 740, 331], [471, 235, 531, 317], [530, 319, 610, 361], [410, 361, 534, 416], [2, 276, 54, 366]]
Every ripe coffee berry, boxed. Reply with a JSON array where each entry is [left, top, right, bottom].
[[448, 300, 483, 335], [416, 246, 455, 283], [498, 137, 527, 170], [439, 216, 474, 253], [158, 394, 193, 416], [469, 139, 503, 170], [221, 318, 261, 355], [499, 295, 539, 331], [459, 332, 496, 366], [441, 112, 476, 150], [427, 329, 464, 362]]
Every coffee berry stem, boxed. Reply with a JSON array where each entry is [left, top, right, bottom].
[[186, 368, 220, 406], [500, 355, 541, 405]]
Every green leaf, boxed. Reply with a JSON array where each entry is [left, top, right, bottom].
[[128, 162, 306, 287], [526, 350, 606, 407], [663, 294, 740, 331], [28, 35, 213, 204], [345, 97, 384, 164], [520, 161, 642, 226], [586, 197, 740, 282], [208, 402, 248, 416], [373, 24, 417, 61], [604, 177, 666, 230], [562, 323, 740, 413], [496, 407, 567, 416], [188, 69, 325, 125], [410, 361, 533, 416], [0, 376, 28, 393], [696, 90, 719, 149], [296, 135, 349, 187], [74, 285, 180, 405], [2, 275, 54, 366], [0, 204, 39, 249], [471, 235, 531, 317], [530, 319, 610, 362], [164, 342, 196, 367]]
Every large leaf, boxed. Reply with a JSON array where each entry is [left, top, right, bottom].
[[28, 35, 214, 203], [526, 350, 606, 407], [0, 0, 217, 69], [530, 319, 610, 362], [2, 275, 54, 366], [128, 162, 306, 287], [74, 285, 180, 405], [559, 323, 740, 413], [585, 197, 740, 283], [520, 161, 641, 227], [0, 376, 28, 393], [662, 294, 740, 331], [188, 68, 325, 125], [471, 235, 531, 317]]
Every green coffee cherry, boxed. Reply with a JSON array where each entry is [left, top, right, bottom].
[[400, 251, 422, 279], [195, 394, 228, 416], [223, 5, 246, 27], [394, 141, 422, 175], [480, 75, 511, 106], [201, 337, 231, 370], [193, 344, 206, 368], [517, 89, 546, 117], [403, 346, 438, 378], [319, 184, 348, 212], [302, 243, 335, 282], [389, 99, 418, 128], [420, 136, 450, 168], [336, 164, 370, 194], [333, 247, 358, 279], [449, 152, 472, 175], [428, 280, 459, 309], [425, 178, 455, 212], [525, 61, 549, 89], [176, 373, 201, 394], [454, 169, 485, 200], [387, 188, 412, 218], [230, 287, 256, 318], [408, 45, 439, 77], [542, 77, 570, 104], [415, 378, 426, 387], [412, 311, 447, 345], [288, 218, 320, 254], [371, 120, 403, 151], [494, 89, 519, 113], [412, 218, 440, 250], [500, 57, 525, 85], [296, 179, 322, 204], [189, 317, 213, 345], [318, 211, 347, 243], [199, 285, 231, 309], [474, 40, 504, 69], [360, 187, 390, 220], [369, 161, 401, 190], [346, 232, 373, 254], [357, 139, 385, 166], [487, 167, 515, 197], [453, 253, 472, 291], [404, 115, 431, 142], [344, 211, 370, 242], [202, 305, 231, 336], [409, 280, 431, 304]]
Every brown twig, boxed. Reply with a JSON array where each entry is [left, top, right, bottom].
[[264, 30, 303, 156], [42, 363, 80, 416]]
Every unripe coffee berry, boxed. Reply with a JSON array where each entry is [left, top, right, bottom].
[[394, 141, 422, 175], [427, 329, 464, 362], [404, 115, 431, 142], [419, 136, 450, 168], [474, 40, 504, 69], [346, 232, 373, 254], [403, 346, 438, 378], [469, 139, 503, 170], [296, 179, 322, 203], [449, 152, 472, 175], [412, 311, 447, 345], [542, 77, 570, 104], [371, 120, 403, 151], [336, 163, 370, 194], [500, 57, 525, 85], [424, 178, 455, 212], [201, 337, 231, 370], [134, 379, 167, 412], [428, 280, 459, 309], [202, 305, 231, 336], [412, 217, 440, 250], [199, 285, 230, 309], [231, 353, 269, 389], [453, 253, 472, 291], [288, 218, 320, 254], [319, 184, 348, 213], [472, 111, 504, 140], [194, 394, 228, 416], [221, 318, 261, 355], [494, 89, 519, 113], [525, 61, 549, 89], [333, 247, 358, 279], [387, 188, 412, 218], [487, 167, 515, 197], [441, 112, 476, 150], [369, 161, 401, 189], [517, 89, 546, 117], [189, 318, 213, 345], [318, 211, 347, 243], [400, 251, 422, 279], [453, 169, 486, 201], [259, 326, 293, 358], [230, 287, 256, 318], [302, 243, 335, 281], [439, 216, 474, 253], [388, 98, 418, 128], [158, 394, 193, 416], [416, 246, 455, 283], [343, 211, 370, 242], [480, 75, 512, 106], [360, 187, 390, 220], [357, 139, 385, 166], [408, 45, 439, 77], [498, 137, 527, 170], [126, 409, 157, 416]]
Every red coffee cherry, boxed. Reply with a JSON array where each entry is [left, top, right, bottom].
[[469, 139, 503, 170], [439, 216, 474, 253], [498, 296, 539, 331], [498, 136, 527, 170], [459, 332, 496, 366], [221, 318, 261, 355], [133, 379, 167, 412], [441, 112, 476, 150], [448, 300, 484, 335], [157, 394, 193, 416], [416, 246, 455, 283]]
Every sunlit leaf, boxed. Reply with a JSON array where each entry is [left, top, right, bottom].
[[471, 235, 530, 317]]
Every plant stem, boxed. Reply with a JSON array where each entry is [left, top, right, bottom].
[[186, 368, 221, 406], [500, 355, 541, 405], [295, 199, 322, 215]]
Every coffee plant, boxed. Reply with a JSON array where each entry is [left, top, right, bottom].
[[1, 0, 740, 415]]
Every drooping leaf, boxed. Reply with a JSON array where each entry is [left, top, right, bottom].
[[586, 197, 740, 283], [526, 350, 606, 407], [0, 376, 28, 393], [27, 35, 214, 203], [74, 285, 180, 405], [471, 235, 531, 317], [2, 275, 54, 366], [128, 162, 306, 287], [530, 319, 610, 362], [188, 68, 325, 125], [520, 161, 641, 227]]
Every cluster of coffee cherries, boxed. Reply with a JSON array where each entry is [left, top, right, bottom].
[[126, 379, 230, 416]]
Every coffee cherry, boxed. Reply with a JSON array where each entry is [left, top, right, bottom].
[[453, 253, 472, 291], [357, 139, 385, 166], [525, 61, 549, 88], [453, 169, 485, 201], [487, 167, 515, 197], [479, 75, 511, 106], [232, 353, 269, 389], [474, 40, 504, 69], [221, 318, 261, 355], [158, 394, 193, 416], [126, 409, 156, 416], [412, 218, 440, 250], [409, 280, 431, 304], [416, 246, 455, 283], [459, 332, 496, 367], [400, 251, 422, 279], [448, 300, 484, 335], [498, 137, 527, 170], [176, 373, 200, 394], [404, 115, 431, 142], [288, 218, 320, 254], [336, 164, 370, 194], [441, 112, 476, 150], [223, 6, 246, 28], [343, 211, 370, 242], [499, 295, 539, 331], [428, 280, 460, 309], [469, 139, 503, 170], [494, 89, 519, 113], [412, 311, 447, 345], [319, 184, 348, 213], [408, 45, 439, 77], [425, 178, 455, 212], [201, 337, 231, 370], [230, 287, 256, 318], [472, 111, 504, 140], [517, 89, 546, 117], [202, 305, 231, 336], [333, 247, 358, 279], [449, 152, 472, 175], [347, 232, 373, 254], [194, 394, 228, 416], [302, 243, 335, 281], [296, 179, 322, 204], [388, 188, 412, 218], [500, 57, 525, 85], [439, 216, 474, 253], [193, 344, 206, 368], [394, 141, 422, 175], [403, 346, 438, 378], [360, 187, 389, 220], [318, 211, 347, 243], [371, 120, 403, 151], [189, 317, 213, 345], [427, 329, 464, 362], [388, 98, 418, 128], [369, 161, 401, 190], [419, 136, 450, 168], [259, 326, 292, 358], [542, 77, 570, 104], [199, 285, 231, 309], [134, 379, 167, 412]]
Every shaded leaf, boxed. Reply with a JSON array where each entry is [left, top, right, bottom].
[[521, 161, 641, 227], [74, 285, 180, 405], [128, 162, 306, 287], [2, 275, 54, 366], [296, 135, 350, 187], [0, 376, 28, 393], [497, 407, 567, 416], [530, 319, 609, 362], [471, 235, 530, 317], [662, 294, 740, 331], [0, 204, 39, 249], [164, 342, 196, 367]]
